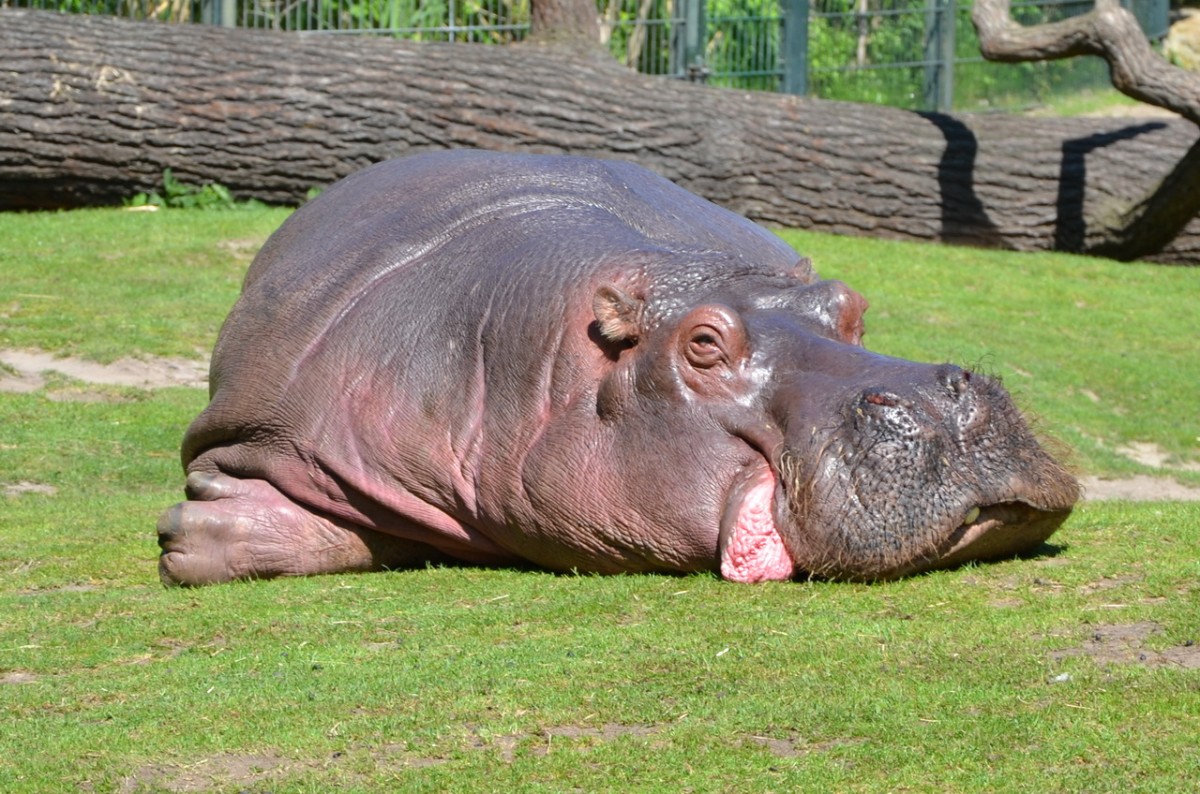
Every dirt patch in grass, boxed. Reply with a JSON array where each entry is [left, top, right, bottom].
[[18, 583, 98, 595], [2, 481, 58, 498], [744, 733, 863, 758], [1081, 475, 1200, 501], [1079, 574, 1143, 594], [216, 238, 267, 263], [1052, 621, 1200, 668], [117, 724, 670, 790], [470, 722, 664, 762], [117, 753, 294, 794], [1079, 441, 1200, 500], [0, 349, 208, 392], [120, 722, 862, 788], [1114, 442, 1200, 473], [544, 723, 658, 740]]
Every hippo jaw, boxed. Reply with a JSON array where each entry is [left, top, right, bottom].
[[719, 368, 1081, 583], [920, 500, 1075, 575], [772, 472, 1078, 582]]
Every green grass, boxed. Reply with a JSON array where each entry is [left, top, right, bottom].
[[0, 208, 291, 361], [1024, 87, 1154, 118], [2, 208, 1199, 792]]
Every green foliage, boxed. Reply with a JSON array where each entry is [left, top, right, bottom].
[[245, 0, 530, 42], [1029, 86, 1149, 117], [805, 0, 926, 107], [126, 169, 267, 211], [604, 0, 675, 74], [952, 2, 1116, 112], [17, 0, 1153, 110], [804, 0, 1120, 110], [706, 0, 783, 90], [0, 209, 1198, 790], [13, 0, 198, 23], [608, 0, 1126, 109]]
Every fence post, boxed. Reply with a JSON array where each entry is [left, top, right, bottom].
[[922, 0, 955, 112], [200, 0, 237, 26], [781, 0, 809, 95], [673, 0, 709, 80], [1124, 0, 1169, 40]]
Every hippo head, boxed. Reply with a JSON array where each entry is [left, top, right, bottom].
[[591, 260, 1080, 582]]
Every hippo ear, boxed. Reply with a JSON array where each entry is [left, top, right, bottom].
[[826, 281, 869, 347], [786, 256, 819, 285], [796, 280, 869, 347], [593, 284, 645, 344]]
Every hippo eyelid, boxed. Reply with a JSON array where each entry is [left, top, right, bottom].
[[686, 331, 725, 368]]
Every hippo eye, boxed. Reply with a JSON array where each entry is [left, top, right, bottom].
[[687, 330, 724, 368], [676, 304, 747, 382]]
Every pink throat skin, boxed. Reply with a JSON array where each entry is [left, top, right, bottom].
[[720, 470, 795, 583]]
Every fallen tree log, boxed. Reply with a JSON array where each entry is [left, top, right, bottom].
[[2, 8, 1198, 263]]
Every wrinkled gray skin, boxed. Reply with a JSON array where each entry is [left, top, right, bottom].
[[158, 150, 1080, 586]]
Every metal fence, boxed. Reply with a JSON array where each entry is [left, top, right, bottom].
[[5, 0, 1171, 111]]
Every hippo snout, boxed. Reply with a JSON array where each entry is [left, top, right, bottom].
[[769, 363, 1080, 581]]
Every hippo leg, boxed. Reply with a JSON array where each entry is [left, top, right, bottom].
[[157, 471, 441, 586]]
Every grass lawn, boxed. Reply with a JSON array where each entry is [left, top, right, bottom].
[[1023, 87, 1167, 118], [1, 207, 1198, 792]]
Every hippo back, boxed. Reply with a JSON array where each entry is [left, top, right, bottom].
[[184, 151, 804, 469]]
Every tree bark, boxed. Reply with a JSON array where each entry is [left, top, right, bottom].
[[2, 8, 1199, 263], [528, 0, 602, 49]]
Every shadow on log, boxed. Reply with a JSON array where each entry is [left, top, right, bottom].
[[2, 8, 1198, 263], [1053, 122, 1167, 252]]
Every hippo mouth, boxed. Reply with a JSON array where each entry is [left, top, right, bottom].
[[719, 368, 1080, 582], [919, 501, 1073, 575], [718, 465, 795, 583], [718, 461, 1075, 583]]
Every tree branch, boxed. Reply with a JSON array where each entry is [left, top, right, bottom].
[[972, 0, 1200, 126]]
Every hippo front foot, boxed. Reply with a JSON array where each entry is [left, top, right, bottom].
[[157, 471, 428, 586]]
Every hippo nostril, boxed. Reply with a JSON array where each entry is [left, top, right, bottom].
[[861, 391, 914, 412], [864, 392, 899, 408]]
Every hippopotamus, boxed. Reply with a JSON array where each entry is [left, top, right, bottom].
[[158, 149, 1080, 586]]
